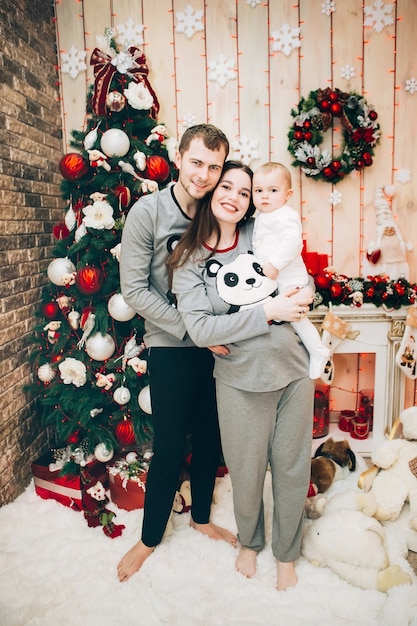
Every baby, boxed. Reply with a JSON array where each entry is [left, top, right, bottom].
[[252, 162, 329, 379]]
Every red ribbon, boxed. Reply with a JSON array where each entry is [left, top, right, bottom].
[[90, 46, 160, 118]]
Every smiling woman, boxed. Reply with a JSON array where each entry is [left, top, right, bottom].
[[169, 159, 316, 590]]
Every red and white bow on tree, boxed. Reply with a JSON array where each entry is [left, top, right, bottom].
[[90, 46, 160, 118]]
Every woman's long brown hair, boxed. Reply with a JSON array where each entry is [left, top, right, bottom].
[[167, 160, 255, 285]]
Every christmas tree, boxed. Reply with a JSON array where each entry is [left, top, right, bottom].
[[29, 29, 177, 473]]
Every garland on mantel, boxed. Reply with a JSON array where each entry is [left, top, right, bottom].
[[313, 270, 417, 310]]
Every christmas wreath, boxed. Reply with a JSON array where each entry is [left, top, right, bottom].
[[288, 88, 381, 184]]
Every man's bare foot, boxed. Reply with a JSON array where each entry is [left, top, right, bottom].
[[276, 560, 298, 591], [117, 540, 155, 582], [190, 518, 237, 547], [236, 546, 257, 578]]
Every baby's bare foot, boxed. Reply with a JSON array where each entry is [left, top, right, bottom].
[[276, 560, 298, 591], [236, 546, 257, 578], [190, 519, 237, 547], [117, 540, 154, 582]]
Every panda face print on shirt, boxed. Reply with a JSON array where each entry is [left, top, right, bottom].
[[206, 252, 278, 313]]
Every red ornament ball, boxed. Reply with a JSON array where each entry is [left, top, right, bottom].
[[369, 110, 378, 121], [293, 130, 304, 141], [115, 419, 136, 446], [330, 283, 343, 298], [319, 99, 331, 111], [59, 153, 89, 181], [306, 157, 316, 167], [323, 167, 333, 178], [303, 131, 313, 142], [43, 302, 60, 319], [75, 266, 104, 295], [315, 273, 332, 290], [144, 155, 171, 183]]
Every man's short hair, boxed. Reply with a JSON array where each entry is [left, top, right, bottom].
[[178, 124, 229, 157]]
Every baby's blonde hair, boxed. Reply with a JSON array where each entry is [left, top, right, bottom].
[[255, 162, 292, 188]]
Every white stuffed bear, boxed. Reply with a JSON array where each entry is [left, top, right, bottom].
[[362, 406, 417, 530], [302, 490, 412, 591]]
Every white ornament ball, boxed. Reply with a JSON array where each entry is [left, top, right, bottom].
[[108, 293, 136, 321], [47, 257, 76, 286], [125, 451, 138, 463], [85, 332, 116, 361], [113, 385, 131, 405], [94, 443, 114, 463], [138, 385, 152, 414], [100, 128, 130, 157], [37, 363, 56, 383]]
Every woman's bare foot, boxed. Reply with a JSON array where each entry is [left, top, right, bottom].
[[190, 518, 237, 547], [117, 540, 155, 582], [236, 546, 257, 578], [276, 560, 298, 591]]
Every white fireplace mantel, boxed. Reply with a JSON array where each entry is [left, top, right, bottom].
[[309, 304, 408, 455]]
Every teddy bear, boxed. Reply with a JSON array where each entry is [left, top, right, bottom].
[[358, 406, 417, 531], [302, 490, 412, 591]]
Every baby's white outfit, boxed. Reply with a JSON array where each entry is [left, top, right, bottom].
[[253, 204, 329, 380]]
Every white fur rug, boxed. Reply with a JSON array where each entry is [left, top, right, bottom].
[[0, 457, 416, 626]]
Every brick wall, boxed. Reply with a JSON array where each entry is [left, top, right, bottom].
[[0, 0, 63, 505]]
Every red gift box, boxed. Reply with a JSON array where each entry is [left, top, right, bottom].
[[107, 469, 147, 511], [31, 452, 108, 511]]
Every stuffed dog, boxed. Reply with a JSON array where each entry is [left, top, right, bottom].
[[312, 437, 356, 493]]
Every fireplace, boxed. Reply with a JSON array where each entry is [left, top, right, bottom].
[[309, 304, 408, 455]]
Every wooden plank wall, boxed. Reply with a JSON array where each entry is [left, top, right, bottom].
[[54, 0, 417, 410]]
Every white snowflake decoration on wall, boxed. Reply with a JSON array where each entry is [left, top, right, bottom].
[[60, 45, 87, 79], [396, 169, 412, 184], [175, 5, 204, 39], [246, 0, 261, 7], [271, 23, 301, 57], [182, 114, 198, 128], [208, 54, 236, 87], [116, 18, 144, 46], [364, 1, 394, 33], [329, 189, 342, 206], [405, 77, 417, 95], [340, 64, 356, 80], [321, 1, 336, 17], [232, 135, 259, 166]]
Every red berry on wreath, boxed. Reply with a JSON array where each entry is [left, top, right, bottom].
[[323, 167, 333, 177], [306, 157, 316, 167], [319, 99, 331, 111], [369, 110, 378, 121], [330, 102, 343, 116], [303, 131, 313, 142], [294, 130, 304, 141], [364, 157, 373, 166], [355, 160, 364, 170], [328, 91, 338, 102], [303, 120, 312, 129], [331, 160, 342, 171]]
